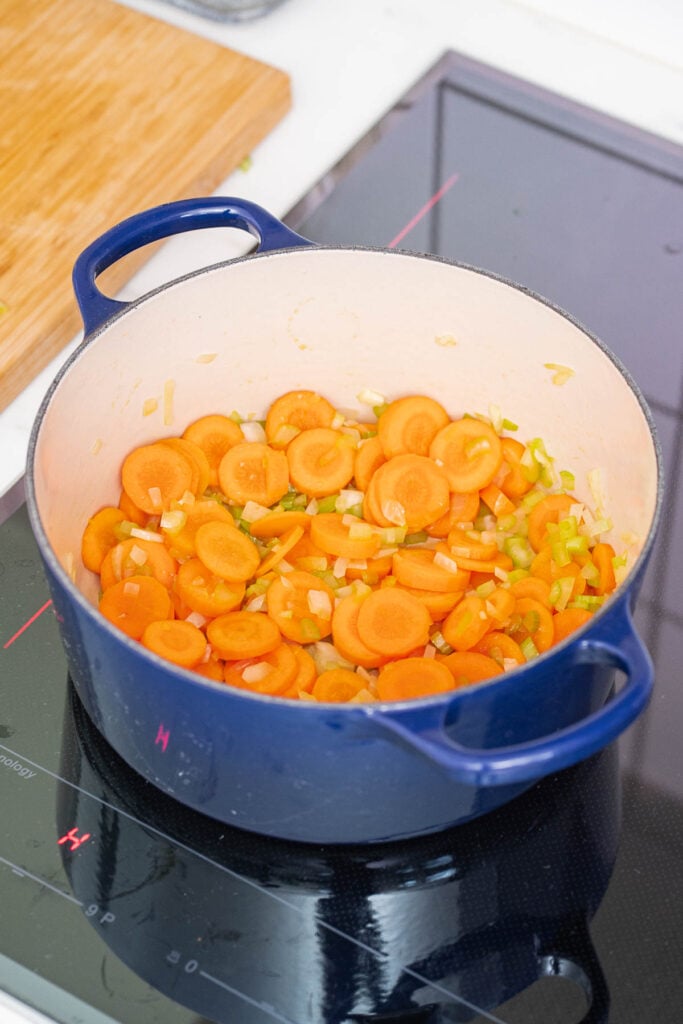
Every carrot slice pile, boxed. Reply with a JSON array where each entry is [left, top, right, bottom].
[[85, 387, 623, 702]]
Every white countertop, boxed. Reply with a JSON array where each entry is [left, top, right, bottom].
[[2, 0, 683, 504], [0, 4, 682, 1013]]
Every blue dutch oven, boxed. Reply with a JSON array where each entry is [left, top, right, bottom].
[[27, 197, 662, 844]]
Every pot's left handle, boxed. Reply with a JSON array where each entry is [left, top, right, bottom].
[[72, 196, 314, 336]]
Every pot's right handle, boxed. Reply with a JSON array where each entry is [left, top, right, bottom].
[[72, 196, 314, 335], [365, 603, 653, 786]]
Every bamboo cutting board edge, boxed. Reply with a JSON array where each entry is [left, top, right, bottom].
[[0, 0, 292, 412]]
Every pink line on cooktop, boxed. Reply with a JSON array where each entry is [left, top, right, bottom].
[[387, 172, 459, 249], [3, 599, 53, 650]]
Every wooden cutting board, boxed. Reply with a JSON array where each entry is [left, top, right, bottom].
[[0, 0, 291, 412]]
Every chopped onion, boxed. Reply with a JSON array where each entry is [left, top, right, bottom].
[[160, 509, 187, 533], [184, 611, 207, 628], [241, 420, 267, 444], [332, 557, 349, 578], [305, 497, 319, 515], [434, 551, 459, 574], [241, 500, 271, 523], [307, 590, 332, 619], [423, 644, 437, 659], [147, 486, 162, 509], [128, 544, 148, 566], [337, 490, 365, 513], [244, 594, 267, 612], [242, 662, 272, 683], [123, 581, 140, 597], [130, 527, 163, 543], [356, 387, 386, 407], [273, 424, 300, 446]]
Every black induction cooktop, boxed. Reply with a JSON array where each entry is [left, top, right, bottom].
[[1, 51, 682, 1024]]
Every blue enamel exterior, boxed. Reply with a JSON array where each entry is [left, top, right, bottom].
[[28, 197, 659, 844]]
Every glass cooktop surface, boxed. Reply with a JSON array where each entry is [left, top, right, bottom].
[[1, 51, 683, 1024]]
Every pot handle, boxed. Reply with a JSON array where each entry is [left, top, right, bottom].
[[367, 605, 653, 786], [72, 196, 314, 335]]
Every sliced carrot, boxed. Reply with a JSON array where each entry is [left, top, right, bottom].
[[552, 607, 594, 645], [429, 418, 502, 492], [255, 525, 305, 577], [438, 547, 514, 576], [218, 442, 290, 507], [527, 493, 576, 552], [118, 489, 148, 527], [376, 657, 454, 701], [162, 499, 235, 559], [266, 570, 336, 644], [399, 586, 463, 622], [312, 668, 367, 703], [286, 427, 356, 497], [193, 656, 226, 682], [345, 553, 393, 583], [182, 414, 244, 487], [174, 557, 245, 618], [81, 506, 126, 573], [369, 453, 450, 531], [507, 596, 554, 653], [592, 542, 617, 595], [354, 435, 387, 491], [530, 546, 586, 596], [99, 537, 178, 591], [425, 491, 481, 537], [473, 630, 526, 666], [497, 437, 533, 498], [223, 642, 298, 696], [391, 548, 470, 593], [377, 394, 450, 459], [479, 482, 516, 519], [446, 531, 498, 561], [282, 645, 318, 696], [310, 512, 382, 560], [99, 575, 172, 639], [442, 595, 491, 652], [160, 436, 210, 498], [439, 650, 503, 686], [287, 531, 329, 568], [265, 390, 336, 446], [207, 611, 281, 661], [141, 619, 207, 669], [483, 586, 516, 625], [194, 521, 261, 582], [121, 442, 195, 514], [356, 588, 431, 657], [248, 509, 311, 539], [509, 575, 552, 606], [331, 593, 386, 669]]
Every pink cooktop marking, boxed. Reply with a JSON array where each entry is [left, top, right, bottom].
[[387, 172, 459, 249], [3, 599, 53, 650]]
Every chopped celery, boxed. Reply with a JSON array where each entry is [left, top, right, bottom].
[[299, 618, 322, 641], [476, 579, 496, 598], [520, 637, 539, 661], [569, 595, 606, 611], [560, 470, 576, 491], [317, 494, 339, 514], [404, 531, 429, 545], [503, 536, 534, 569]]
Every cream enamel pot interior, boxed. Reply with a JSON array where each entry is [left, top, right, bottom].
[[27, 197, 662, 844]]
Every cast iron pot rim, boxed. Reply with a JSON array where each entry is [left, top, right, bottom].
[[25, 243, 665, 711]]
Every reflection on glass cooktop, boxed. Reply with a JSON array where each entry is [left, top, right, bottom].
[[2, 50, 683, 1024]]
